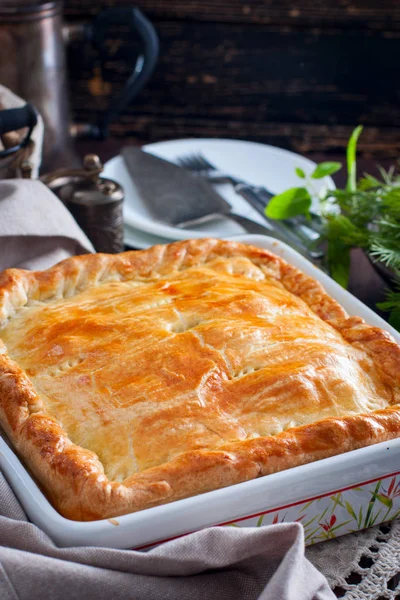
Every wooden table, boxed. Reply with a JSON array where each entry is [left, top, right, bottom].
[[65, 0, 400, 160]]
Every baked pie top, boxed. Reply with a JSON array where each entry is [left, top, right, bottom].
[[0, 239, 399, 520]]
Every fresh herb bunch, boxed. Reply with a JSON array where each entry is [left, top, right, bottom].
[[265, 126, 400, 330]]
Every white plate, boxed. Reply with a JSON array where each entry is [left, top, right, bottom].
[[1, 235, 398, 549], [123, 224, 171, 249], [103, 138, 335, 241]]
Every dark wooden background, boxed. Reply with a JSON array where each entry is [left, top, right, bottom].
[[65, 1, 400, 159]]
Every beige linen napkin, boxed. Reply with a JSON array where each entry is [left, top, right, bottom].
[[0, 180, 334, 600], [0, 474, 334, 600], [0, 179, 94, 270]]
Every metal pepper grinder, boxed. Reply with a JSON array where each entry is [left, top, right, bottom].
[[41, 154, 124, 254]]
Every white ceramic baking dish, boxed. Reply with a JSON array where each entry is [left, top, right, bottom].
[[1, 234, 399, 548]]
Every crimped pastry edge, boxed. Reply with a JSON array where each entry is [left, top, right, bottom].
[[0, 238, 399, 521]]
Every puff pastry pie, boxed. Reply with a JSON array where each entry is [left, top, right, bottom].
[[0, 239, 400, 521]]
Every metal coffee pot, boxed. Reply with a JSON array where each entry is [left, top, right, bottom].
[[0, 0, 158, 172]]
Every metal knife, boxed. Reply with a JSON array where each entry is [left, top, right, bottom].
[[186, 172, 323, 247], [234, 184, 323, 247], [122, 146, 323, 260], [176, 153, 324, 256]]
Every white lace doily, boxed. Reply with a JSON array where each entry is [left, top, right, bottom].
[[306, 519, 400, 599]]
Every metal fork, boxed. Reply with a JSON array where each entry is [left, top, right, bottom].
[[176, 152, 324, 260], [177, 152, 270, 191]]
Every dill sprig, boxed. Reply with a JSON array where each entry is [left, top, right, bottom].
[[377, 280, 400, 330]]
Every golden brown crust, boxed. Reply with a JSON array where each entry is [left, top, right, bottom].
[[0, 238, 400, 521]]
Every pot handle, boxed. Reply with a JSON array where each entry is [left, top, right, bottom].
[[0, 104, 38, 158], [87, 7, 159, 139]]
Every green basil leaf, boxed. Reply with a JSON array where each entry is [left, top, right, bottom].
[[327, 240, 351, 288], [346, 125, 363, 191], [295, 167, 306, 179], [265, 187, 312, 220], [311, 162, 342, 179]]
